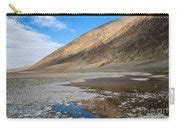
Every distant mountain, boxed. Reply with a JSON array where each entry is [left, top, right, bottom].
[[30, 16, 168, 72]]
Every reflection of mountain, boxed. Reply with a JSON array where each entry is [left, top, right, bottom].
[[31, 16, 168, 72]]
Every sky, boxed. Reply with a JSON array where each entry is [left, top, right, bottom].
[[7, 15, 121, 69]]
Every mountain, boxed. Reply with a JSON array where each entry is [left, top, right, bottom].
[[30, 16, 168, 73]]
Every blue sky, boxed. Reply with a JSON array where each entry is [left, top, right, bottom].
[[7, 16, 121, 69]]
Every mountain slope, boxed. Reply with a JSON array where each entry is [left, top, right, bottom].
[[31, 16, 168, 72]]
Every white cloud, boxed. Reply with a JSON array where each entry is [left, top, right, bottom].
[[7, 18, 62, 69], [33, 16, 67, 30], [70, 29, 76, 32]]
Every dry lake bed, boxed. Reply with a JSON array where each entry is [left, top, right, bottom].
[[7, 72, 168, 118]]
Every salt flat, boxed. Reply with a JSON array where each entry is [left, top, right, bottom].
[[7, 72, 168, 118]]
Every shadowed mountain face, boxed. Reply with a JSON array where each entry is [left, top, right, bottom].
[[31, 16, 168, 72]]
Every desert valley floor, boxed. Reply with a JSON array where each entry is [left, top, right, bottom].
[[7, 71, 168, 118]]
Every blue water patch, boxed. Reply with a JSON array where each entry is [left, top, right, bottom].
[[52, 104, 96, 118]]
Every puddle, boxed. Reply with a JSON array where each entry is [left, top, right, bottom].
[[68, 76, 168, 93], [52, 104, 96, 118]]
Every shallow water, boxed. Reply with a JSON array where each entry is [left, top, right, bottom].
[[52, 104, 96, 118], [66, 75, 168, 118], [68, 75, 168, 93]]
